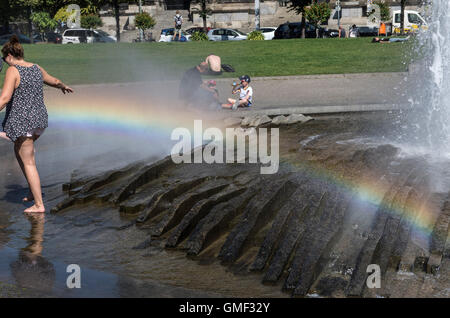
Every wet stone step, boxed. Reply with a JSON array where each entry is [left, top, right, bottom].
[[150, 183, 230, 237], [183, 190, 253, 256], [430, 196, 450, 256], [345, 167, 419, 296], [110, 157, 175, 204], [263, 185, 328, 284], [165, 186, 250, 248], [293, 193, 351, 296], [283, 191, 340, 291], [119, 189, 165, 214], [218, 179, 298, 264], [136, 177, 210, 223], [250, 174, 314, 272], [371, 187, 413, 277]]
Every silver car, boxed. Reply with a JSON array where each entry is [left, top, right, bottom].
[[207, 28, 247, 41]]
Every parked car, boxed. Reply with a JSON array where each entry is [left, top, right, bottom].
[[207, 28, 247, 41], [0, 33, 32, 45], [159, 28, 190, 42], [356, 26, 379, 37], [62, 28, 95, 44], [185, 27, 211, 35], [259, 27, 277, 40], [273, 22, 328, 39], [62, 28, 116, 44], [93, 29, 117, 42], [33, 32, 62, 43]]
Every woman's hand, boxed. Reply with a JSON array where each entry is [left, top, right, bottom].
[[60, 84, 74, 94], [38, 65, 74, 94]]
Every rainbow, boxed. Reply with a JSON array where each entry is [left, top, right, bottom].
[[47, 99, 179, 140], [45, 97, 437, 241], [281, 157, 436, 240]]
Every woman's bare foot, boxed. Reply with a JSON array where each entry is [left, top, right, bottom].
[[24, 204, 45, 213]]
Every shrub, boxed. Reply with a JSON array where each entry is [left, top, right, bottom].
[[81, 14, 103, 29], [135, 12, 156, 32], [190, 31, 209, 41], [247, 30, 264, 40]]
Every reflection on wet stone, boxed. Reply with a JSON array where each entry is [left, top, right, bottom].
[[10, 214, 55, 293]]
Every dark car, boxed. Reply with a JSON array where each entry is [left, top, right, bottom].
[[356, 26, 379, 37], [0, 33, 32, 45], [273, 22, 327, 39], [33, 32, 62, 43], [185, 27, 211, 35]]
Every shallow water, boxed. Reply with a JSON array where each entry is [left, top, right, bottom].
[[0, 126, 288, 297], [0, 84, 289, 297]]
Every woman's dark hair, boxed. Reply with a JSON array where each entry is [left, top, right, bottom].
[[1, 35, 24, 59]]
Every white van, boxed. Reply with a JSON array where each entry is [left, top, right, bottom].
[[392, 10, 428, 34], [62, 28, 95, 44]]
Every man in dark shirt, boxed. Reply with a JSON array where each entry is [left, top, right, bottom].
[[178, 55, 234, 109], [179, 61, 218, 108]]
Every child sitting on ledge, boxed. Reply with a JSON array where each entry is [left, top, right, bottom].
[[222, 75, 253, 110]]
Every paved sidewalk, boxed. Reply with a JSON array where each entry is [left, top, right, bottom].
[[214, 72, 413, 110], [39, 71, 418, 115]]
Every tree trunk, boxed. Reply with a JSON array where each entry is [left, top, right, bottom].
[[301, 13, 306, 38], [27, 6, 33, 44], [400, 0, 405, 35], [113, 0, 121, 42], [202, 0, 207, 33], [203, 16, 207, 33]]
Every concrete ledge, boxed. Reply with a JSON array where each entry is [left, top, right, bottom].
[[220, 103, 410, 117]]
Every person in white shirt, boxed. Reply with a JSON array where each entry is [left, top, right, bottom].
[[173, 11, 183, 41], [222, 75, 253, 110], [349, 24, 359, 38]]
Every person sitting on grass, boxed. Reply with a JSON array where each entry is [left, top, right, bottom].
[[222, 75, 253, 110]]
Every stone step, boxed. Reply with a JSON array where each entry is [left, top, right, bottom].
[[218, 179, 297, 264], [166, 185, 250, 248]]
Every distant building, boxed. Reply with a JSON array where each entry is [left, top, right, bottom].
[[98, 0, 426, 41]]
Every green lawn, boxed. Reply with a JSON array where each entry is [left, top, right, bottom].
[[0, 38, 415, 85]]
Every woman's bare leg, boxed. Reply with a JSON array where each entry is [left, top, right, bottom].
[[16, 137, 45, 213], [14, 142, 33, 201], [14, 135, 41, 202]]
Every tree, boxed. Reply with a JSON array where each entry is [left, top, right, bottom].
[[288, 0, 312, 38], [374, 1, 391, 23], [0, 0, 39, 36], [81, 14, 103, 29], [31, 11, 57, 40], [134, 11, 155, 40], [304, 1, 331, 38], [191, 0, 212, 34]]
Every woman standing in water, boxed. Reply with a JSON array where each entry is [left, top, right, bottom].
[[0, 35, 73, 213]]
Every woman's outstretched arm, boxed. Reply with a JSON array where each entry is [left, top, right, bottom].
[[0, 67, 17, 111], [38, 65, 74, 94]]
